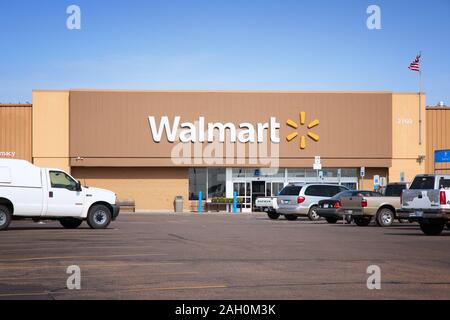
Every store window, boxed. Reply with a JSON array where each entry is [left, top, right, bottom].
[[208, 168, 226, 198], [305, 169, 318, 178], [267, 182, 285, 197], [287, 169, 305, 178], [341, 168, 358, 177], [189, 168, 207, 200], [232, 168, 285, 178]]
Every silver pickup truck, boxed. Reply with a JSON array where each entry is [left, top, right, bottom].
[[397, 174, 450, 235]]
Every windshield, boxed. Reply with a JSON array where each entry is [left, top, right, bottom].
[[279, 186, 303, 196]]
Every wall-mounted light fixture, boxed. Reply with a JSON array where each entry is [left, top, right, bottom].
[[416, 155, 426, 164]]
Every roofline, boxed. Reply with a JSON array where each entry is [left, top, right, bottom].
[[0, 104, 32, 107], [32, 89, 424, 95]]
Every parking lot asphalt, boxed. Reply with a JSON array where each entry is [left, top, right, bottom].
[[0, 213, 449, 300]]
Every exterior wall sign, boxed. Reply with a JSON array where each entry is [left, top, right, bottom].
[[0, 152, 16, 158], [148, 116, 281, 144], [68, 91, 395, 168], [435, 150, 450, 163]]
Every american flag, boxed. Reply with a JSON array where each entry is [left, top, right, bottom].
[[408, 54, 421, 72]]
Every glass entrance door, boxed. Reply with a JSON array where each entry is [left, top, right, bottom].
[[266, 182, 285, 197], [233, 182, 252, 212], [251, 181, 266, 211]]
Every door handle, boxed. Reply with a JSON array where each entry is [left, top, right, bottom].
[[49, 191, 54, 198]]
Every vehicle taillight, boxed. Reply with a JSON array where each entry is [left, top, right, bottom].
[[361, 199, 368, 208], [334, 201, 341, 209], [297, 196, 305, 204], [440, 191, 446, 205]]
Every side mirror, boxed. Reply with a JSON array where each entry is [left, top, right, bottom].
[[76, 181, 82, 192]]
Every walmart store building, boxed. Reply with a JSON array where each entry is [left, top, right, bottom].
[[1, 90, 441, 211]]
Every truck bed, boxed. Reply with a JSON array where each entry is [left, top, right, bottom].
[[401, 189, 440, 210]]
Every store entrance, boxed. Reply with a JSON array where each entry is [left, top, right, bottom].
[[251, 181, 266, 210]]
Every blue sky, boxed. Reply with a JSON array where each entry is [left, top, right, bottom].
[[1, 0, 449, 105]]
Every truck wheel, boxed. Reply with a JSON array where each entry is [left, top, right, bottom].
[[376, 208, 395, 227], [307, 206, 320, 221], [0, 205, 12, 231], [87, 205, 112, 229], [59, 218, 83, 229], [354, 217, 371, 227], [419, 222, 445, 236], [326, 217, 338, 224], [267, 211, 280, 220], [285, 214, 298, 221]]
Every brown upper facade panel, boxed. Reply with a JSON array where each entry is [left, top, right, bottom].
[[0, 105, 32, 162], [69, 91, 393, 166]]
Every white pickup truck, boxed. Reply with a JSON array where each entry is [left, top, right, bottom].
[[0, 159, 120, 231], [255, 197, 279, 220], [398, 174, 450, 235]]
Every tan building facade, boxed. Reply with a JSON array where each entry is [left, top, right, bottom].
[[0, 104, 32, 162], [426, 107, 450, 173], [26, 90, 429, 211]]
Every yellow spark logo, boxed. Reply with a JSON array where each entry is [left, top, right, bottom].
[[286, 112, 320, 149]]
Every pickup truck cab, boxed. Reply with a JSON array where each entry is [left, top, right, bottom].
[[340, 190, 401, 227], [0, 159, 120, 231], [398, 174, 450, 235]]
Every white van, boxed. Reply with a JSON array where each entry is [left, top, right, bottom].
[[0, 159, 120, 231]]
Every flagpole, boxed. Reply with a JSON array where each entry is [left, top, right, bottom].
[[419, 70, 422, 145]]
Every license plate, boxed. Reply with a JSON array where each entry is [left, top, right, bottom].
[[323, 204, 330, 208], [345, 210, 353, 215], [411, 211, 423, 217]]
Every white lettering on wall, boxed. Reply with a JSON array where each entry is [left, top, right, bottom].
[[148, 116, 281, 144], [148, 116, 180, 142]]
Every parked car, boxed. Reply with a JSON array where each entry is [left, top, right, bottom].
[[277, 184, 349, 221], [340, 190, 401, 227], [0, 159, 120, 231], [317, 190, 370, 224], [255, 197, 279, 219], [397, 174, 450, 236]]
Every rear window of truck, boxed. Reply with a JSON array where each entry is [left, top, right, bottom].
[[410, 176, 435, 190], [385, 184, 407, 196], [279, 186, 302, 196]]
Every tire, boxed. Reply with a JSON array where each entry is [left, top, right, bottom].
[[59, 218, 83, 229], [267, 211, 280, 220], [87, 204, 112, 229], [354, 217, 371, 227], [284, 214, 298, 221], [376, 208, 395, 227], [419, 222, 445, 236], [0, 205, 12, 231], [326, 217, 338, 224], [307, 206, 320, 221]]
